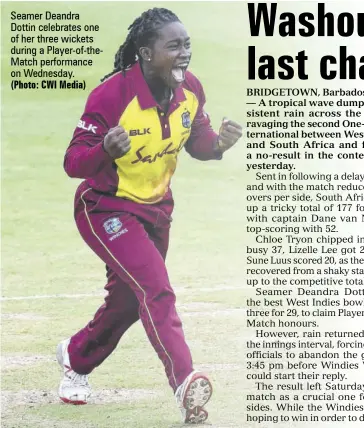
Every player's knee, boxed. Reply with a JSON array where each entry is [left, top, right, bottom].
[[148, 286, 176, 306]]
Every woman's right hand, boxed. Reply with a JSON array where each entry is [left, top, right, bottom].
[[103, 126, 131, 159]]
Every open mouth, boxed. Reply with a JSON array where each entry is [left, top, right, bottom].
[[171, 63, 189, 83]]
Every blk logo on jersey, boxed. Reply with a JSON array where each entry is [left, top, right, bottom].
[[129, 128, 151, 136], [181, 111, 191, 128], [77, 120, 97, 134]]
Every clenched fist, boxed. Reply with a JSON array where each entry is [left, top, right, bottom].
[[217, 118, 243, 153], [103, 126, 131, 159]]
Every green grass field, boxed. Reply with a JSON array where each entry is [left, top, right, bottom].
[[2, 3, 247, 427]]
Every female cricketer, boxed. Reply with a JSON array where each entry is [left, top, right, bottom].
[[57, 7, 242, 424]]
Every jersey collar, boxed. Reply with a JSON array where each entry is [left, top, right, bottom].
[[130, 62, 186, 110]]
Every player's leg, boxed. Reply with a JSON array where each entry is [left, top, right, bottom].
[[59, 188, 212, 420], [77, 213, 192, 389], [143, 222, 213, 423], [77, 197, 212, 422], [57, 267, 139, 404], [57, 201, 169, 404], [75, 205, 193, 390], [143, 220, 169, 261], [69, 266, 140, 373]]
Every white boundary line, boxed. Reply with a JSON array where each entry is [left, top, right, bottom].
[[1, 286, 241, 301], [1, 293, 104, 301]]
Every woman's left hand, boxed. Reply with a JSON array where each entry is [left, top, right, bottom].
[[217, 118, 243, 153]]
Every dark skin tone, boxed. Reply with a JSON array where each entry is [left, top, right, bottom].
[[139, 21, 192, 109], [103, 21, 242, 159]]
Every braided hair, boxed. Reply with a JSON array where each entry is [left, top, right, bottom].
[[101, 8, 180, 81]]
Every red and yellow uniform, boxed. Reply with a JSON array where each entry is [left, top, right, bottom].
[[65, 61, 220, 204], [64, 62, 220, 391]]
